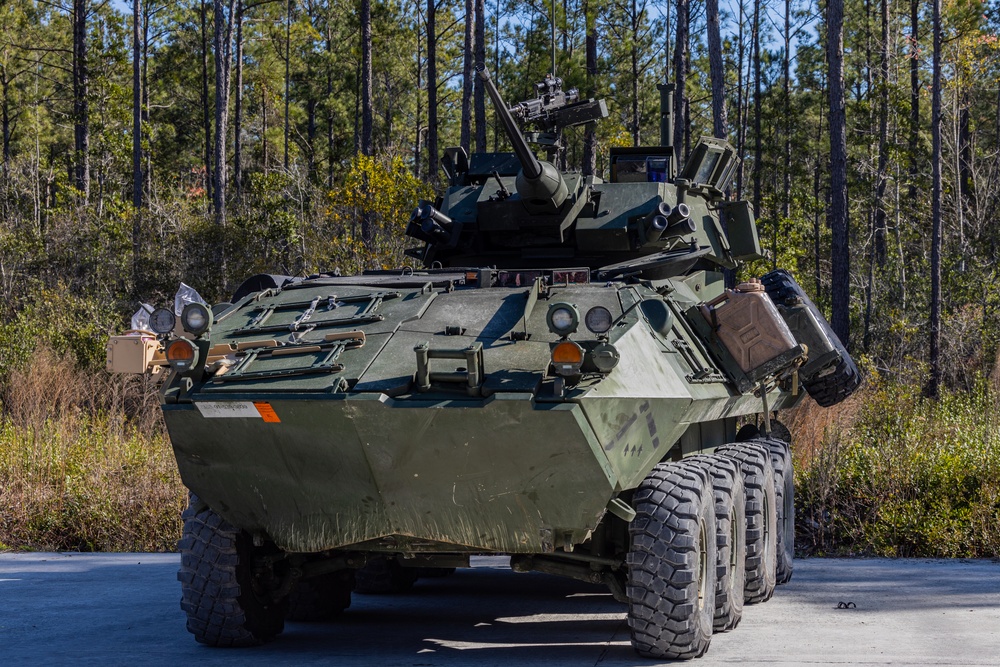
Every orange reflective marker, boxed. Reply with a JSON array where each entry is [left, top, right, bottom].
[[254, 402, 281, 423]]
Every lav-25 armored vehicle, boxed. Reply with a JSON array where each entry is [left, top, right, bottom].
[[108, 66, 859, 659]]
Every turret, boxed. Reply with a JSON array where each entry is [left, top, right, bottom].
[[476, 65, 568, 214]]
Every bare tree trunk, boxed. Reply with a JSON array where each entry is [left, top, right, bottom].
[[629, 0, 640, 146], [873, 0, 889, 267], [461, 0, 474, 152], [132, 0, 142, 295], [927, 0, 942, 397], [828, 0, 851, 350], [361, 0, 373, 155], [327, 20, 335, 188], [908, 0, 919, 200], [73, 0, 90, 201], [672, 0, 688, 157], [474, 0, 486, 153], [283, 0, 292, 172], [142, 0, 151, 195], [427, 0, 438, 183], [234, 0, 244, 197], [582, 0, 597, 176], [360, 0, 374, 248], [132, 0, 142, 210], [814, 72, 824, 300], [736, 0, 745, 197], [782, 0, 791, 220], [200, 0, 212, 204], [752, 0, 762, 221], [707, 0, 726, 140], [414, 6, 423, 177], [213, 0, 235, 228]]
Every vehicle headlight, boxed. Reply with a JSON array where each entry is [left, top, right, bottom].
[[551, 341, 585, 376], [546, 303, 580, 337], [584, 306, 613, 335], [166, 338, 199, 372], [149, 307, 176, 335], [181, 302, 213, 337]]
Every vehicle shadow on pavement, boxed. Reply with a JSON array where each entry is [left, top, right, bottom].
[[266, 567, 640, 666]]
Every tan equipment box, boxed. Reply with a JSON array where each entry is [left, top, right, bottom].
[[106, 334, 163, 374]]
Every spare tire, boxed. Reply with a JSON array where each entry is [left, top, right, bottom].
[[231, 274, 295, 303], [761, 269, 860, 407]]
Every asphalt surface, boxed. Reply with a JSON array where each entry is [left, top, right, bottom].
[[1, 554, 998, 666]]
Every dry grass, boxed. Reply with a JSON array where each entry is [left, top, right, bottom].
[[0, 348, 186, 552]]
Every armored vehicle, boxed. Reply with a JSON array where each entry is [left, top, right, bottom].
[[109, 66, 859, 659]]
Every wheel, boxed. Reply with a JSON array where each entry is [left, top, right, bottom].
[[735, 423, 760, 442], [679, 454, 747, 632], [802, 355, 861, 407], [715, 443, 777, 604], [756, 436, 795, 584], [354, 556, 419, 594], [177, 495, 286, 646], [768, 419, 793, 445], [231, 273, 293, 303], [285, 570, 354, 622], [627, 462, 717, 660], [761, 269, 861, 407]]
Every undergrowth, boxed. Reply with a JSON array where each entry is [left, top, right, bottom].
[[788, 372, 1000, 558], [0, 348, 185, 552]]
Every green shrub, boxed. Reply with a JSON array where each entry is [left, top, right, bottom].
[[795, 375, 1000, 557]]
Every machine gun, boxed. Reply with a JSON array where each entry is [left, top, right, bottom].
[[477, 64, 569, 214], [507, 73, 608, 156]]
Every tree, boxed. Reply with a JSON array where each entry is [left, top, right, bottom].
[[461, 0, 474, 152], [672, 0, 688, 154], [360, 0, 374, 248], [828, 0, 850, 349], [474, 0, 486, 152], [706, 0, 726, 140], [426, 0, 438, 183], [927, 0, 942, 397], [213, 0, 236, 228], [73, 0, 91, 200]]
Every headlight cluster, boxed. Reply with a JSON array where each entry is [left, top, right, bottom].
[[546, 303, 614, 337], [147, 284, 213, 375], [545, 301, 620, 377]]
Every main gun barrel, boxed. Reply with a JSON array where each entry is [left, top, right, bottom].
[[476, 64, 542, 180]]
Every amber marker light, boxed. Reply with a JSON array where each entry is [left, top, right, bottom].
[[551, 341, 585, 376], [166, 338, 199, 372]]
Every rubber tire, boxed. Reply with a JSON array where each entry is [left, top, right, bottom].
[[285, 571, 354, 622], [761, 269, 861, 407], [756, 436, 795, 584], [802, 355, 861, 407], [627, 462, 717, 660], [715, 443, 777, 604], [178, 496, 286, 646], [354, 556, 419, 594], [768, 420, 793, 446], [679, 455, 747, 632]]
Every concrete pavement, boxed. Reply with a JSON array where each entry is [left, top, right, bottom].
[[1, 554, 998, 666]]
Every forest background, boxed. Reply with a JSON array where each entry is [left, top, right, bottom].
[[1, 0, 999, 558]]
